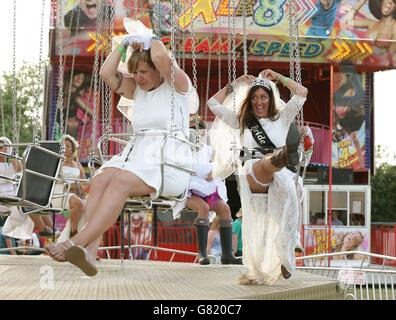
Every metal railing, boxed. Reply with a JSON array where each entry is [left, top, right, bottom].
[[296, 251, 396, 300]]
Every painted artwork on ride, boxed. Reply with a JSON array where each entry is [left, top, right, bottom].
[[49, 68, 99, 162], [304, 227, 369, 262], [50, 0, 396, 67], [332, 69, 367, 170]]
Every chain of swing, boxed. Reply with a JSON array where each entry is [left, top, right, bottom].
[[50, 0, 302, 166], [8, 0, 46, 148], [288, 0, 303, 132]]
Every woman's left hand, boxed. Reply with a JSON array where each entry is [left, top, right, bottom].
[[259, 69, 281, 81]]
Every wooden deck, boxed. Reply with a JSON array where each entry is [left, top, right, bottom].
[[0, 255, 342, 300]]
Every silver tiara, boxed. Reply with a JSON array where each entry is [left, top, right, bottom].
[[250, 77, 272, 91]]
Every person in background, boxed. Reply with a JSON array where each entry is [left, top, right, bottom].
[[232, 209, 243, 257], [126, 213, 151, 260], [55, 135, 88, 243], [186, 121, 241, 265], [331, 210, 344, 226], [206, 216, 222, 264]]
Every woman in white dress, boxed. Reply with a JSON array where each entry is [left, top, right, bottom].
[[208, 69, 308, 284], [0, 137, 34, 247], [46, 28, 196, 276], [186, 123, 241, 265], [55, 135, 87, 242]]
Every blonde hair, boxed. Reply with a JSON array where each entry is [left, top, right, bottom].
[[63, 134, 78, 160], [0, 136, 12, 154]]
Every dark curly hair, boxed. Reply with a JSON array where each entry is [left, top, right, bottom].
[[237, 85, 280, 133], [369, 0, 396, 20]]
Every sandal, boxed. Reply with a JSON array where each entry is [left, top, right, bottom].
[[45, 240, 72, 263], [65, 242, 98, 277]]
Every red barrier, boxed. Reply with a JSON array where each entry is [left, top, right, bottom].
[[371, 224, 396, 266], [100, 222, 198, 262]]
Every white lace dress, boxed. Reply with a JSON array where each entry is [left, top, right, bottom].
[[208, 92, 306, 284]]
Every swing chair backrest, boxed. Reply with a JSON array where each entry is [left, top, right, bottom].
[[16, 141, 63, 208]]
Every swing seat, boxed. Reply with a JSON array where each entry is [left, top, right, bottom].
[[96, 129, 199, 255], [0, 141, 64, 210], [97, 129, 196, 201]]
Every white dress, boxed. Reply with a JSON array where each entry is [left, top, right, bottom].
[[188, 144, 228, 202], [100, 80, 194, 198], [0, 162, 34, 240], [55, 166, 87, 243], [0, 163, 17, 196], [52, 166, 81, 210], [208, 92, 306, 284]]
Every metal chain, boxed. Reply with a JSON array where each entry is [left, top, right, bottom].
[[53, 0, 65, 140], [218, 18, 221, 91], [91, 0, 103, 157], [154, 0, 161, 37], [189, 0, 199, 133], [227, 2, 232, 90], [12, 0, 18, 145], [205, 23, 213, 109], [288, 0, 303, 130], [31, 0, 46, 142], [102, 0, 115, 156], [169, 0, 176, 133], [242, 0, 248, 75], [181, 0, 186, 71], [0, 84, 5, 137], [133, 0, 138, 18], [227, 0, 238, 164], [126, 0, 131, 17], [231, 0, 237, 119]]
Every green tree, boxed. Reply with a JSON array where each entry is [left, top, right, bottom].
[[371, 145, 396, 222], [0, 62, 45, 145]]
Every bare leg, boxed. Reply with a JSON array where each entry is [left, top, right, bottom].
[[247, 155, 280, 193], [29, 215, 46, 232], [47, 170, 155, 263], [78, 168, 120, 256], [187, 195, 210, 219], [212, 200, 232, 221], [68, 194, 84, 235], [42, 215, 54, 228]]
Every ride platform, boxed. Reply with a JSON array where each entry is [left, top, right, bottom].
[[0, 255, 342, 300]]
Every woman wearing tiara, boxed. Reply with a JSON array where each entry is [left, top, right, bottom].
[[207, 69, 308, 284]]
